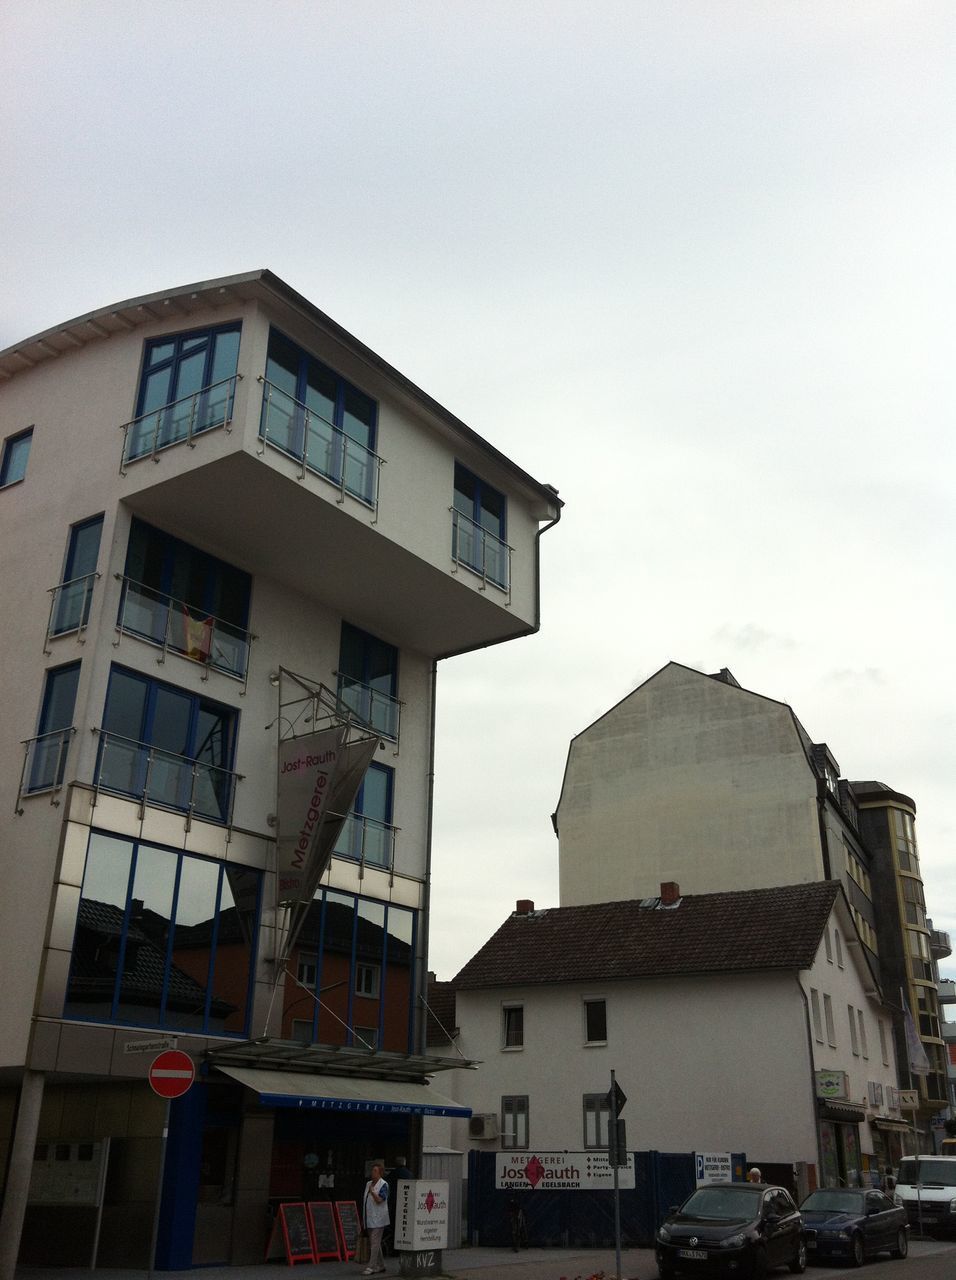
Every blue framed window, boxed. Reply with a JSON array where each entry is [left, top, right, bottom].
[[452, 463, 509, 587], [337, 622, 399, 739], [65, 830, 261, 1034], [1, 427, 33, 487], [118, 518, 252, 678], [260, 328, 378, 504], [282, 888, 416, 1052], [51, 515, 104, 636], [333, 762, 394, 866], [97, 667, 238, 823], [127, 324, 241, 461], [28, 662, 80, 792]]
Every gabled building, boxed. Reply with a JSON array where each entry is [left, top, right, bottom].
[[0, 271, 561, 1271], [427, 883, 905, 1194], [552, 661, 945, 1145]]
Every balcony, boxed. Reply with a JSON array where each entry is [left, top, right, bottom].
[[930, 928, 952, 960], [258, 378, 382, 511], [93, 729, 241, 827], [120, 374, 241, 470], [15, 727, 75, 813], [451, 508, 511, 595], [333, 813, 397, 872], [335, 673, 401, 743], [44, 573, 100, 652], [115, 576, 254, 686]]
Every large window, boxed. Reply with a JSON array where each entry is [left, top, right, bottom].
[[97, 667, 238, 823], [333, 762, 394, 867], [65, 831, 261, 1035], [337, 622, 399, 740], [1, 427, 33, 487], [260, 329, 378, 505], [27, 663, 80, 792], [118, 519, 252, 679], [501, 1096, 529, 1149], [452, 463, 508, 587], [583, 1093, 610, 1148], [127, 324, 241, 461], [281, 889, 416, 1053], [50, 515, 103, 637]]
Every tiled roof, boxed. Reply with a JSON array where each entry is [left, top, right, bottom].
[[453, 882, 841, 989], [424, 980, 459, 1049]]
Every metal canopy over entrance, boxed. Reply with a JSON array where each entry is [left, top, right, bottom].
[[215, 1065, 471, 1117], [205, 1036, 476, 1081]]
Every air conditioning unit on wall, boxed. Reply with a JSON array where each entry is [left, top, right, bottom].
[[468, 1113, 499, 1139]]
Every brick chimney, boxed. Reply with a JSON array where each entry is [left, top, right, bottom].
[[660, 881, 681, 906], [515, 899, 534, 915]]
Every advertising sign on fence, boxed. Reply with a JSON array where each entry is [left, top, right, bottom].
[[695, 1152, 732, 1185], [495, 1151, 635, 1191]]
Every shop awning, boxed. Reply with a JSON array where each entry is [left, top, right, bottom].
[[872, 1118, 912, 1133], [216, 1065, 472, 1118], [818, 1100, 867, 1123]]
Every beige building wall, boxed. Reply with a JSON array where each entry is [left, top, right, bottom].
[[557, 663, 825, 906]]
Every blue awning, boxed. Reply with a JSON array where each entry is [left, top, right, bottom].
[[217, 1065, 472, 1118]]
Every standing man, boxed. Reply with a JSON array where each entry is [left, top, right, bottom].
[[747, 1168, 762, 1184], [362, 1161, 389, 1275]]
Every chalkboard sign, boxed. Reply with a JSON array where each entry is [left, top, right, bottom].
[[273, 1202, 315, 1265], [308, 1201, 342, 1260], [334, 1199, 361, 1259]]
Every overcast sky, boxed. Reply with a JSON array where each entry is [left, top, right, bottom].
[[3, 2, 954, 985]]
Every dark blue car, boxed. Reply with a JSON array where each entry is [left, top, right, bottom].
[[799, 1188, 908, 1266]]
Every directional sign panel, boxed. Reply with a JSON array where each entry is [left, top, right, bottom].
[[148, 1050, 195, 1099], [605, 1081, 627, 1116]]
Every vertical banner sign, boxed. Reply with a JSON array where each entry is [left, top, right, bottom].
[[276, 728, 346, 905]]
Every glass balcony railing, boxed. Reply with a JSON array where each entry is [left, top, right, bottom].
[[120, 374, 241, 468], [335, 673, 401, 742], [115, 576, 253, 684], [258, 378, 382, 510], [333, 813, 396, 870], [451, 508, 511, 592], [16, 727, 76, 811], [45, 572, 100, 650], [93, 729, 240, 826]]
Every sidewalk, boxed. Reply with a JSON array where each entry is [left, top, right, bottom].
[[14, 1235, 956, 1280]]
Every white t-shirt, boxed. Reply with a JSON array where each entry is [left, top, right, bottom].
[[364, 1177, 390, 1228]]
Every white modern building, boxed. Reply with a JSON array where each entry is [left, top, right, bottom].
[[427, 882, 905, 1194], [0, 270, 561, 1271]]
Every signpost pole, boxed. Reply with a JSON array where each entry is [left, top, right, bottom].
[[610, 1071, 622, 1280], [148, 1099, 170, 1278]]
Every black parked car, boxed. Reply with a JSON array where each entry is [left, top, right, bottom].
[[656, 1183, 805, 1278], [799, 1187, 908, 1265]]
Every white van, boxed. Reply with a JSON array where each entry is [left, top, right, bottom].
[[894, 1155, 956, 1236]]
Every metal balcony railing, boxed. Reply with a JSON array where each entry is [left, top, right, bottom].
[[335, 672, 401, 743], [114, 576, 254, 688], [333, 813, 397, 872], [119, 374, 241, 470], [15, 727, 76, 813], [92, 729, 242, 827], [44, 572, 100, 652], [450, 508, 511, 595], [258, 378, 382, 511]]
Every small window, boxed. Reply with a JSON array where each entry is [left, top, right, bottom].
[[297, 959, 317, 987], [28, 663, 80, 792], [835, 930, 844, 968], [334, 762, 395, 868], [502, 1004, 524, 1049], [858, 1009, 868, 1059], [1, 427, 33, 487], [452, 463, 508, 587], [879, 1019, 889, 1066], [584, 998, 607, 1044], [824, 929, 833, 963], [824, 993, 836, 1047], [51, 515, 104, 636], [292, 1018, 314, 1042], [583, 1093, 610, 1148], [810, 988, 823, 1043], [355, 963, 380, 998], [354, 1025, 379, 1050], [849, 1004, 859, 1055], [501, 1095, 529, 1149]]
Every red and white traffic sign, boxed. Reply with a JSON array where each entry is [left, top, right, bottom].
[[148, 1049, 195, 1099]]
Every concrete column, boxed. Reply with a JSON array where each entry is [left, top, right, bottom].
[[0, 1070, 45, 1280]]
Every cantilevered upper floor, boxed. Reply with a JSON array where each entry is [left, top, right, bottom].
[[0, 270, 562, 657]]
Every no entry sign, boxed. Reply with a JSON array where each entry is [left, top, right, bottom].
[[148, 1050, 195, 1099]]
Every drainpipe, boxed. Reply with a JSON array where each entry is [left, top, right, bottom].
[[815, 778, 833, 880], [796, 977, 824, 1192]]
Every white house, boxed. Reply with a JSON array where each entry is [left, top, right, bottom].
[[0, 270, 561, 1272], [426, 882, 905, 1196]]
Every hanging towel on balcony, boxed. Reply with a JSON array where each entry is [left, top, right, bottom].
[[183, 610, 213, 663]]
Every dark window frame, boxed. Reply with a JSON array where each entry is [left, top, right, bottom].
[[501, 1095, 529, 1149], [1, 427, 33, 487]]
